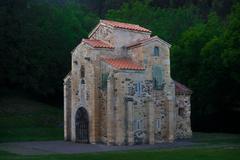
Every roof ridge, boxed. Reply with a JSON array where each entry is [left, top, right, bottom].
[[101, 19, 141, 26], [100, 19, 151, 33], [126, 36, 158, 48], [126, 36, 171, 48], [82, 39, 114, 49]]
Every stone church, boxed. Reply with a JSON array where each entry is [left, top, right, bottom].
[[63, 20, 192, 145]]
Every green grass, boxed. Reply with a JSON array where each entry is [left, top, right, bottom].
[[192, 132, 240, 145], [0, 148, 240, 160], [0, 91, 63, 142]]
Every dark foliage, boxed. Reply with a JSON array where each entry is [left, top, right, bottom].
[[0, 0, 98, 99]]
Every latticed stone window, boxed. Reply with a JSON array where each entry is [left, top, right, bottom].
[[101, 73, 109, 90], [152, 65, 164, 90]]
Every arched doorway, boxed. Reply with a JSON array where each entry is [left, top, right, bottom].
[[75, 107, 89, 143]]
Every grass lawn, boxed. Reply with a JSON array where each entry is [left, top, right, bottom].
[[192, 132, 240, 145], [0, 147, 240, 160], [0, 90, 63, 142]]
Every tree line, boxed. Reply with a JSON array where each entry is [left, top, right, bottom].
[[0, 0, 239, 132]]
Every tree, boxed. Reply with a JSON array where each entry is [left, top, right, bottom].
[[171, 5, 240, 132], [0, 1, 98, 98], [106, 0, 201, 43]]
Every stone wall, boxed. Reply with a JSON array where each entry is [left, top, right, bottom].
[[65, 20, 192, 145], [124, 75, 152, 144], [103, 71, 171, 145], [152, 91, 168, 142], [99, 91, 107, 143], [89, 24, 150, 51], [63, 75, 72, 141], [175, 94, 192, 139], [128, 38, 176, 142], [90, 25, 114, 45], [70, 43, 102, 143]]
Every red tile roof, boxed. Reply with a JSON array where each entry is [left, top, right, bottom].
[[126, 36, 171, 48], [102, 57, 145, 70], [83, 39, 113, 49], [175, 81, 192, 94], [127, 36, 156, 48], [101, 20, 151, 33]]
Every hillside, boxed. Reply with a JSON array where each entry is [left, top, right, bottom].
[[0, 91, 63, 142]]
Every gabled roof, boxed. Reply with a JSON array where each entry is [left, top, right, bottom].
[[82, 39, 114, 49], [126, 36, 171, 48], [101, 57, 145, 71], [127, 36, 157, 48], [89, 20, 151, 38], [175, 81, 192, 95], [101, 20, 151, 33]]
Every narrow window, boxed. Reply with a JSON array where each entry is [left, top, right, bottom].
[[178, 108, 185, 117], [80, 65, 85, 78], [137, 120, 141, 130], [135, 81, 142, 96], [156, 119, 161, 129], [101, 73, 109, 89], [81, 79, 85, 84], [152, 65, 164, 90], [136, 119, 143, 130], [153, 46, 160, 56], [144, 55, 148, 64]]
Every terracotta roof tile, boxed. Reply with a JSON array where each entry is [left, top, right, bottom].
[[127, 36, 156, 48], [101, 20, 151, 33], [83, 39, 113, 49], [175, 81, 192, 94], [102, 57, 144, 71], [126, 36, 171, 48]]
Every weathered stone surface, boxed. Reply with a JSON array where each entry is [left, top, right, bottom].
[[175, 94, 192, 139], [63, 20, 192, 145]]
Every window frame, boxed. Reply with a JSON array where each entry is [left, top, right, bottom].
[[80, 65, 85, 78], [156, 119, 161, 129], [135, 81, 142, 96], [178, 107, 185, 117], [101, 72, 109, 90], [153, 46, 160, 56], [152, 65, 164, 90], [135, 119, 143, 130]]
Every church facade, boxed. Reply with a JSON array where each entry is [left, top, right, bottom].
[[63, 20, 192, 145]]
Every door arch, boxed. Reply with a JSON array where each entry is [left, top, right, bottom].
[[75, 107, 89, 143]]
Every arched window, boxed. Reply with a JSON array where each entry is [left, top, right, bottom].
[[153, 46, 160, 56], [152, 65, 164, 90], [80, 65, 85, 78]]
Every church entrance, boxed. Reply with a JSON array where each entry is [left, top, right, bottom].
[[75, 107, 89, 143]]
